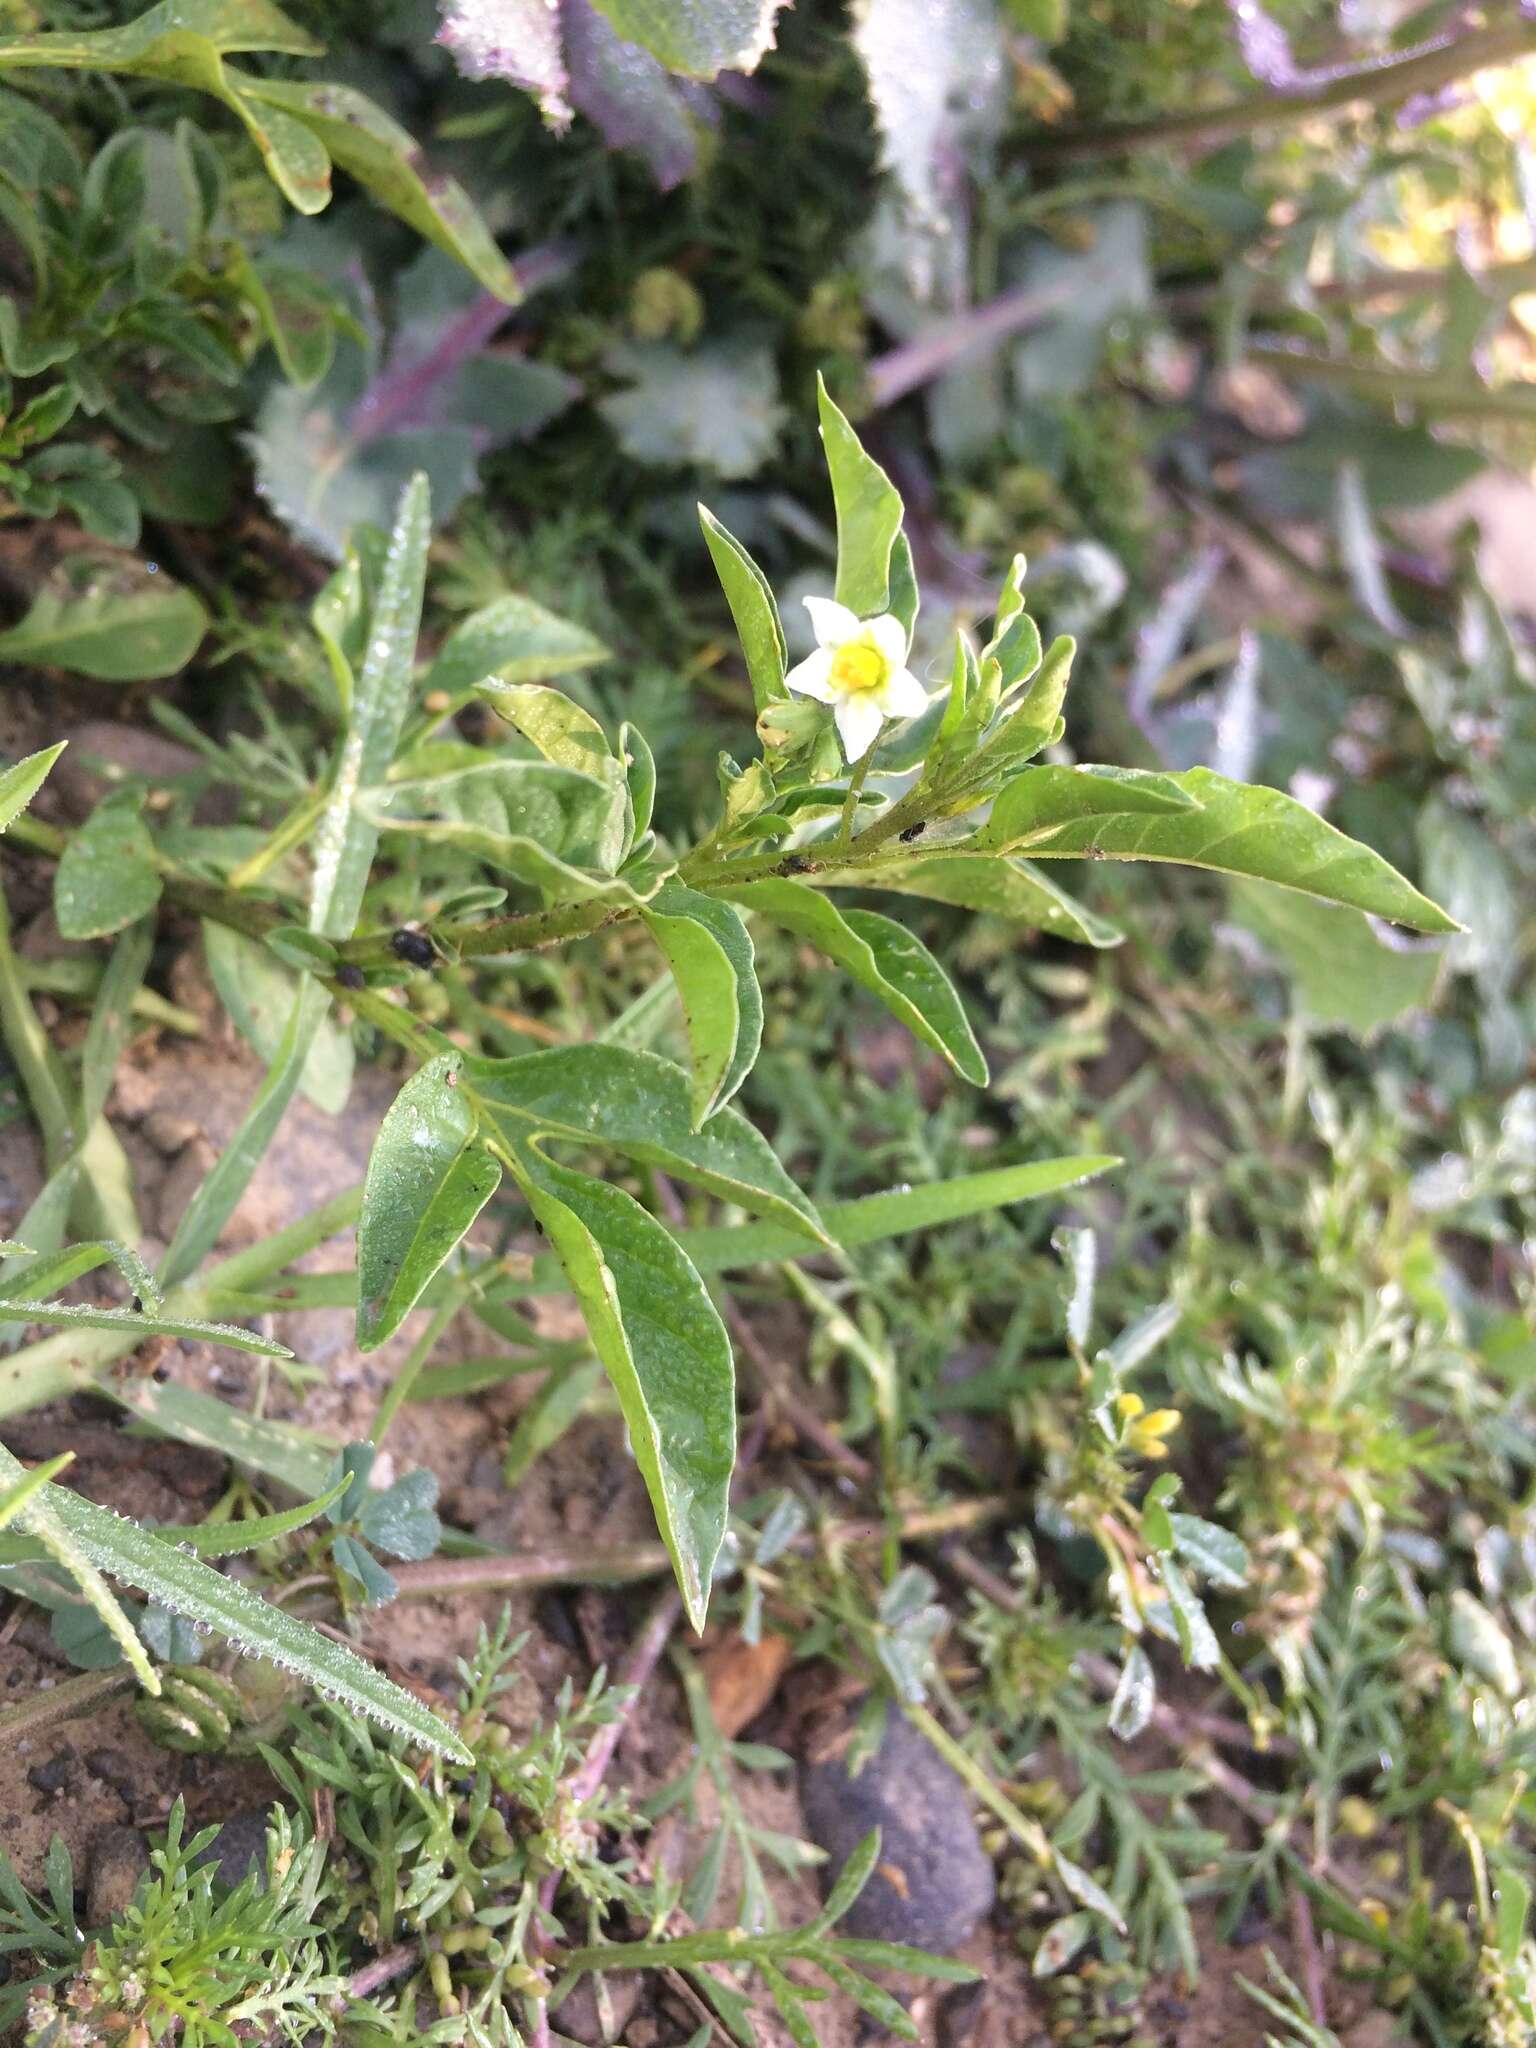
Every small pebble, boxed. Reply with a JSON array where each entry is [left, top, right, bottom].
[[798, 1706, 995, 1953], [26, 1753, 72, 1797], [196, 1808, 277, 1888], [86, 1826, 150, 1927]]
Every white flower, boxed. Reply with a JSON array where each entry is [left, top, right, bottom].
[[784, 598, 927, 761]]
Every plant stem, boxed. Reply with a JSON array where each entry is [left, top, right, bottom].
[[1245, 340, 1536, 419], [391, 1496, 1023, 1598], [0, 1662, 133, 1739], [1022, 13, 1536, 161], [865, 269, 1092, 409]]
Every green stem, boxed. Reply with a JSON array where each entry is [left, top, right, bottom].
[[0, 1663, 134, 1739], [836, 751, 875, 851], [1245, 342, 1536, 420], [1022, 13, 1536, 162]]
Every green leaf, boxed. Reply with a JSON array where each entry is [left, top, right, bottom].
[[817, 374, 903, 618], [234, 253, 338, 388], [643, 883, 762, 1126], [621, 720, 656, 854], [721, 878, 985, 1085], [1156, 1559, 1219, 1672], [1496, 1865, 1530, 1966], [53, 793, 162, 942], [1033, 1912, 1094, 1977], [332, 1528, 398, 1604], [309, 471, 431, 940], [1054, 1853, 1125, 1932], [379, 755, 624, 878], [0, 1298, 292, 1354], [203, 923, 353, 1113], [356, 1059, 502, 1351], [586, 0, 788, 76], [234, 77, 520, 300], [0, 1437, 156, 1691], [112, 1379, 335, 1497], [1168, 1514, 1249, 1591], [0, 1, 318, 65], [601, 340, 785, 479], [674, 1152, 1117, 1272], [863, 855, 1122, 947], [424, 594, 609, 696], [513, 1149, 735, 1631], [0, 744, 64, 836], [813, 1828, 883, 1931], [972, 765, 1199, 851], [474, 683, 627, 865], [0, 1451, 72, 1533], [1107, 1644, 1155, 1741], [465, 1044, 827, 1245], [0, 1476, 348, 1568], [1228, 882, 1441, 1035], [0, 575, 206, 680], [699, 506, 787, 710], [359, 1468, 441, 1560], [151, 1478, 350, 1558], [42, 1484, 470, 1757], [159, 976, 332, 1289], [1021, 766, 1460, 933]]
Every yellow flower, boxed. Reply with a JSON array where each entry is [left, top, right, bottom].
[[785, 598, 927, 761], [1116, 1392, 1181, 1459]]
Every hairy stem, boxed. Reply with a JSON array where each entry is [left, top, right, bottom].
[[1023, 13, 1536, 161]]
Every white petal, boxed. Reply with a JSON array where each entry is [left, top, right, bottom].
[[867, 613, 909, 667], [804, 595, 861, 649], [784, 648, 835, 701], [878, 666, 928, 719], [834, 691, 884, 760]]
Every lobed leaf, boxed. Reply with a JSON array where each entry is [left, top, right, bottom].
[[586, 0, 787, 75]]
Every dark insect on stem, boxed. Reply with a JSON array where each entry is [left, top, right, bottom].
[[391, 928, 436, 968], [335, 963, 366, 991], [782, 854, 819, 876], [898, 821, 927, 843]]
